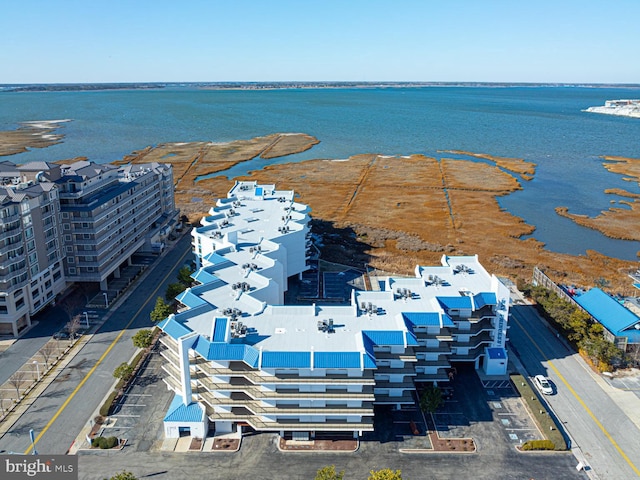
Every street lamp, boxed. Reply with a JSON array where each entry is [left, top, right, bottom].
[[32, 361, 40, 381], [102, 292, 109, 309], [29, 429, 37, 455], [83, 311, 89, 328]]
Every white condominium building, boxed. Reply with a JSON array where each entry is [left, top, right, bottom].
[[158, 181, 509, 440]]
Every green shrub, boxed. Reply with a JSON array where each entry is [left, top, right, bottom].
[[100, 391, 119, 417], [522, 439, 555, 450], [91, 436, 119, 449], [105, 436, 119, 449]]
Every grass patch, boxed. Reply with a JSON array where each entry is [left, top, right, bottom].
[[510, 374, 566, 450]]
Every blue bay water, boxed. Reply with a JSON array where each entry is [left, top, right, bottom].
[[1, 86, 639, 261]]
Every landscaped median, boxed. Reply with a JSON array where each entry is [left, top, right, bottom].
[[510, 374, 567, 451]]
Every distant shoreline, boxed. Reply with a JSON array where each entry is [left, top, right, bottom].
[[2, 81, 640, 93]]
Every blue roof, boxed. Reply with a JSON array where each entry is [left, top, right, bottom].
[[162, 317, 192, 340], [402, 312, 441, 326], [402, 312, 455, 329], [487, 347, 507, 360], [242, 345, 260, 368], [192, 337, 260, 367], [574, 288, 640, 337], [363, 353, 377, 369], [261, 351, 311, 369], [362, 330, 406, 346], [405, 332, 419, 346], [473, 292, 496, 309], [164, 394, 205, 423], [192, 268, 220, 285], [176, 289, 206, 309], [437, 296, 472, 310], [314, 352, 361, 369], [212, 318, 228, 342], [203, 251, 231, 266]]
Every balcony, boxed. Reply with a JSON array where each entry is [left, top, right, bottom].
[[374, 366, 417, 376], [453, 332, 493, 347], [414, 368, 449, 383], [373, 379, 415, 390], [197, 363, 376, 385], [198, 376, 376, 400], [204, 406, 374, 432], [200, 392, 375, 416]]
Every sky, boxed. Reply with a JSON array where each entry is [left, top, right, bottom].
[[1, 0, 639, 84]]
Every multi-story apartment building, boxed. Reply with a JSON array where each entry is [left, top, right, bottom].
[[158, 181, 509, 440], [0, 161, 65, 336], [51, 161, 176, 289], [0, 159, 177, 337]]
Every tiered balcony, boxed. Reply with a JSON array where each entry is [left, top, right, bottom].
[[453, 332, 493, 348], [413, 368, 450, 383], [203, 404, 374, 432], [196, 362, 376, 385], [197, 375, 375, 400], [199, 391, 373, 416]]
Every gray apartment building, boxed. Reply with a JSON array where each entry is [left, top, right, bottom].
[[0, 159, 177, 337]]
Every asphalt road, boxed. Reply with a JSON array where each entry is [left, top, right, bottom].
[[509, 304, 640, 479], [78, 433, 586, 480], [0, 233, 193, 456]]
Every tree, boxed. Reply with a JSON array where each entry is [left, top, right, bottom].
[[104, 472, 137, 480], [150, 297, 172, 322], [315, 465, 344, 480], [39, 342, 58, 366], [113, 362, 135, 382], [419, 384, 443, 414], [66, 315, 82, 340], [368, 469, 403, 480], [567, 309, 590, 343], [8, 371, 27, 399], [177, 265, 194, 287], [165, 282, 187, 302], [132, 329, 154, 349]]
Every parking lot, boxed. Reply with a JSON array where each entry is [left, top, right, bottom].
[[85, 348, 173, 453], [429, 365, 542, 449]]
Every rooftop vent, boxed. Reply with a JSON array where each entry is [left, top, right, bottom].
[[317, 319, 335, 333], [230, 321, 247, 338]]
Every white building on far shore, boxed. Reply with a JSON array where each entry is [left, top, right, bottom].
[[158, 181, 509, 440]]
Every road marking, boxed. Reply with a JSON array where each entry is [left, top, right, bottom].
[[512, 314, 640, 476], [24, 245, 191, 454]]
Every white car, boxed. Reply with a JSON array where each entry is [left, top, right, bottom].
[[534, 375, 553, 395]]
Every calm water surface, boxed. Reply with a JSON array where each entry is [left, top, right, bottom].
[[1, 86, 639, 260]]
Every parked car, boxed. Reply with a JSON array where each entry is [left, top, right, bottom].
[[534, 375, 553, 395], [53, 331, 70, 340]]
